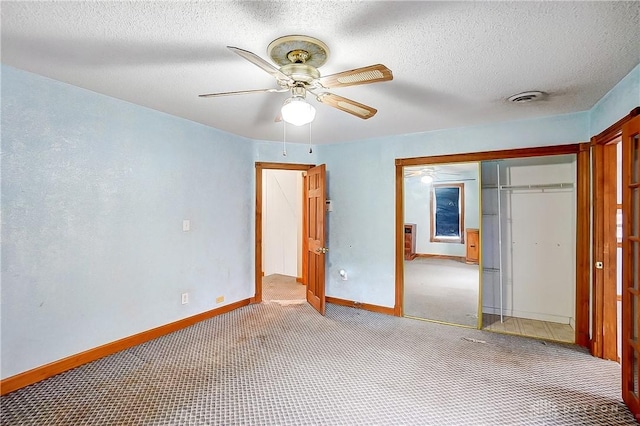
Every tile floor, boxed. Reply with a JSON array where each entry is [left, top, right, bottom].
[[483, 313, 575, 343]]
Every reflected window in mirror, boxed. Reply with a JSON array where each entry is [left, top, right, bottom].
[[430, 183, 465, 243]]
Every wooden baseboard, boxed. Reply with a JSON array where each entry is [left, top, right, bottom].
[[394, 305, 402, 317], [296, 276, 304, 284], [326, 296, 394, 316], [0, 298, 251, 396], [414, 253, 466, 263]]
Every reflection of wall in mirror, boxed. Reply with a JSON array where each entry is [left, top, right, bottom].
[[404, 174, 479, 257]]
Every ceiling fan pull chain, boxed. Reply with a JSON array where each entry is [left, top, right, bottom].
[[282, 121, 287, 157], [308, 122, 313, 154]]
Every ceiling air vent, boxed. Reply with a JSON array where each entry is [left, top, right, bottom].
[[507, 91, 547, 103]]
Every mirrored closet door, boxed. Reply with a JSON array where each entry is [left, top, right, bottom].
[[402, 162, 481, 328]]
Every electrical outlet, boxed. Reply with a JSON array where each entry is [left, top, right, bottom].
[[216, 296, 224, 304], [181, 293, 189, 304]]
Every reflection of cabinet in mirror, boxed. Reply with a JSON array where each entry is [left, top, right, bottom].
[[465, 228, 479, 264], [404, 223, 417, 260]]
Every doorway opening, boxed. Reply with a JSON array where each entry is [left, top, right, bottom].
[[261, 168, 306, 304], [254, 161, 328, 316], [254, 162, 314, 305]]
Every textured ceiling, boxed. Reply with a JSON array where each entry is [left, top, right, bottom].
[[2, 1, 639, 144]]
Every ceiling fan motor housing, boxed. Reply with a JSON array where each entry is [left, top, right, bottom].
[[280, 63, 320, 85]]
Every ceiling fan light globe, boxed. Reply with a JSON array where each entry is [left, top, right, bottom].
[[421, 175, 433, 184], [281, 97, 316, 126]]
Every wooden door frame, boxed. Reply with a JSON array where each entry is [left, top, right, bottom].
[[253, 162, 314, 304], [591, 107, 640, 358], [395, 144, 590, 345]]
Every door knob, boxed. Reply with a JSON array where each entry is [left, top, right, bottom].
[[316, 247, 329, 254]]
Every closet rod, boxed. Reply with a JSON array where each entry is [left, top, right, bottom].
[[483, 182, 574, 190]]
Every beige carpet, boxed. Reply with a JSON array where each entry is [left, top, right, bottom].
[[404, 257, 479, 327], [1, 301, 633, 425]]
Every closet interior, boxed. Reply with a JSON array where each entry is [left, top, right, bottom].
[[480, 154, 577, 342]]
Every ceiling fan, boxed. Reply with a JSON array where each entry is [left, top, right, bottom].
[[199, 35, 393, 125], [405, 166, 475, 183]]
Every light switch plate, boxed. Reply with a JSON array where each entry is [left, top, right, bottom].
[[182, 219, 190, 232]]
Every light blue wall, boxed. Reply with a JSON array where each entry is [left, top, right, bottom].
[[590, 63, 640, 136], [1, 66, 255, 379], [1, 59, 637, 381], [254, 138, 318, 164], [317, 112, 590, 307]]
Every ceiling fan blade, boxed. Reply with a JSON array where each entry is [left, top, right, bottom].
[[227, 46, 292, 83], [198, 88, 287, 98], [318, 64, 393, 88], [314, 92, 377, 119]]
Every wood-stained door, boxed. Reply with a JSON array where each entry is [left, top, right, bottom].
[[305, 164, 327, 315], [622, 115, 640, 419], [592, 138, 621, 361]]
